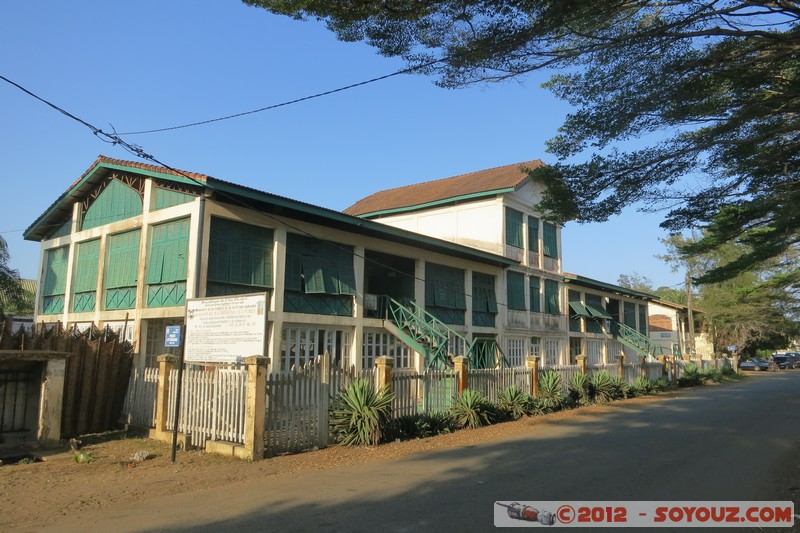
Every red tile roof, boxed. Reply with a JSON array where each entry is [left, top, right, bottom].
[[343, 160, 545, 217]]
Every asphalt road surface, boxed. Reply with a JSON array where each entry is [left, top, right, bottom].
[[42, 372, 800, 532]]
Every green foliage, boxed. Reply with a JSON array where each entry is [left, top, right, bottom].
[[655, 377, 673, 392], [449, 389, 496, 429], [73, 451, 94, 464], [527, 397, 553, 416], [568, 372, 590, 406], [587, 371, 615, 403], [629, 376, 656, 397], [0, 236, 25, 319], [251, 0, 800, 291], [391, 413, 452, 441], [609, 375, 629, 401], [677, 363, 705, 387], [330, 379, 395, 447], [537, 370, 565, 411], [497, 386, 531, 420]]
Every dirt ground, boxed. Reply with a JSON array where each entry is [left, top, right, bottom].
[[1, 383, 790, 531]]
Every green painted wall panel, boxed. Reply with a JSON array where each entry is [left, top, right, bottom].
[[153, 187, 195, 210], [82, 179, 143, 230], [73, 239, 100, 293], [105, 230, 140, 310], [42, 246, 69, 297]]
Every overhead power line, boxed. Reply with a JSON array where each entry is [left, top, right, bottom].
[[117, 59, 445, 136]]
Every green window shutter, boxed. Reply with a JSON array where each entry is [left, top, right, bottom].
[[43, 246, 69, 296], [336, 247, 357, 295], [147, 219, 189, 284], [544, 279, 560, 315], [527, 216, 539, 253], [73, 240, 100, 293], [209, 218, 274, 288], [506, 271, 526, 310], [505, 208, 523, 248], [638, 304, 648, 335], [529, 276, 541, 313], [472, 273, 497, 313], [425, 262, 466, 310], [542, 222, 558, 258], [624, 301, 637, 328], [106, 230, 141, 289], [82, 179, 143, 230], [302, 255, 326, 293], [284, 251, 302, 291]]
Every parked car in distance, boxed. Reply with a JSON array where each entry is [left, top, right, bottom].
[[770, 355, 790, 369], [782, 352, 800, 368], [739, 358, 772, 371]]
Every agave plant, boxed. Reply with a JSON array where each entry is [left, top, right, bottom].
[[497, 386, 531, 420], [568, 372, 590, 406], [391, 413, 452, 440], [629, 376, 653, 396], [449, 389, 496, 429], [609, 375, 629, 400], [330, 378, 395, 447], [678, 363, 703, 387], [537, 370, 565, 411], [587, 371, 615, 403]]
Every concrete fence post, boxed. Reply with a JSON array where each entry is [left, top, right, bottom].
[[374, 356, 394, 391], [452, 356, 469, 393], [240, 355, 268, 461], [657, 356, 667, 377], [154, 354, 178, 434], [525, 356, 540, 397], [639, 355, 647, 379], [576, 355, 587, 374], [616, 354, 625, 378]]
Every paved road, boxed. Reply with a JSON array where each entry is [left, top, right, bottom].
[[42, 372, 800, 532]]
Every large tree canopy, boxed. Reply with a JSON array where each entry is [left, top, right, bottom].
[[247, 0, 800, 286]]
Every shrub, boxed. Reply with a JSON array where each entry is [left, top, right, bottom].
[[449, 389, 496, 429], [587, 371, 615, 402], [330, 379, 395, 446], [655, 376, 673, 391], [701, 367, 723, 383], [527, 397, 552, 415], [497, 386, 531, 420], [678, 363, 704, 387], [391, 413, 452, 440], [538, 370, 566, 411], [568, 372, 590, 406], [629, 376, 655, 396], [609, 375, 629, 400]]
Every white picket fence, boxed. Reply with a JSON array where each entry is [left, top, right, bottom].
[[166, 364, 248, 448], [121, 366, 159, 428], [468, 367, 532, 403], [392, 369, 458, 417], [264, 357, 374, 457]]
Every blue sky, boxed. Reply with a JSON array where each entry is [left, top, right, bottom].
[[1, 1, 683, 290]]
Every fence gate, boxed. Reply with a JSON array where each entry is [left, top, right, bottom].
[[263, 355, 367, 457]]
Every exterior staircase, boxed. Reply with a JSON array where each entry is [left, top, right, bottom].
[[612, 321, 668, 359], [381, 297, 506, 369]]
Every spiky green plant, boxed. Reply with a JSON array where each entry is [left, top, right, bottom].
[[587, 371, 615, 402], [330, 379, 395, 446], [449, 389, 496, 429], [629, 376, 654, 396], [568, 372, 590, 406], [678, 363, 704, 387], [497, 386, 531, 420], [391, 413, 452, 440], [609, 375, 629, 400], [655, 376, 672, 391], [537, 370, 565, 411], [527, 397, 552, 415], [701, 367, 722, 383]]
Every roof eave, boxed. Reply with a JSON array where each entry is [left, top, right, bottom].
[[354, 187, 516, 219]]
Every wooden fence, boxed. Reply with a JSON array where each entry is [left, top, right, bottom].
[[122, 367, 159, 428], [392, 369, 458, 417], [0, 321, 133, 438], [165, 364, 248, 448], [468, 367, 532, 403]]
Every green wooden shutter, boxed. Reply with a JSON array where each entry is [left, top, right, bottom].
[[505, 207, 523, 248], [624, 301, 637, 328], [73, 239, 100, 293], [208, 218, 274, 289], [529, 276, 541, 313], [472, 273, 497, 313], [82, 179, 143, 230], [42, 246, 69, 297], [544, 279, 560, 315], [106, 230, 141, 288], [528, 216, 539, 253], [425, 263, 466, 310], [336, 247, 357, 295], [542, 222, 558, 258], [147, 219, 189, 284], [506, 271, 526, 310], [638, 304, 648, 335]]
